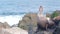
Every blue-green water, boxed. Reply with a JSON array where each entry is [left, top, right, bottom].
[[0, 0, 60, 15]]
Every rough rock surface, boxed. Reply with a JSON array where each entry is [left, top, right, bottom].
[[0, 22, 10, 29], [0, 29, 11, 34], [0, 27, 28, 34], [5, 27, 28, 34], [18, 13, 37, 31]]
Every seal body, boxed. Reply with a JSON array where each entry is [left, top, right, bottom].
[[37, 13, 48, 30]]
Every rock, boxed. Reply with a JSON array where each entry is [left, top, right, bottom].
[[0, 27, 28, 34], [0, 29, 11, 34], [18, 13, 37, 31], [11, 24, 18, 27], [53, 27, 60, 34], [5, 27, 28, 34], [0, 22, 3, 28], [3, 22, 10, 28], [0, 22, 11, 34], [0, 22, 10, 29]]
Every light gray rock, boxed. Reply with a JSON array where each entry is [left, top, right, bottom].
[[0, 29, 11, 34]]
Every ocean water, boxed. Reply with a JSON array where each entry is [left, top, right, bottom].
[[0, 14, 25, 26]]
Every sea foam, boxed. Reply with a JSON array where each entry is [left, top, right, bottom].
[[0, 15, 25, 26]]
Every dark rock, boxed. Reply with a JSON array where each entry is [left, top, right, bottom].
[[53, 27, 60, 34], [11, 24, 18, 27]]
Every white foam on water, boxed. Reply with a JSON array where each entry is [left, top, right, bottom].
[[0, 15, 25, 26]]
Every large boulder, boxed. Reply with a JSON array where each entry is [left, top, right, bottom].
[[0, 27, 28, 34], [5, 27, 28, 34], [18, 13, 37, 31], [53, 27, 60, 34], [0, 29, 11, 34]]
